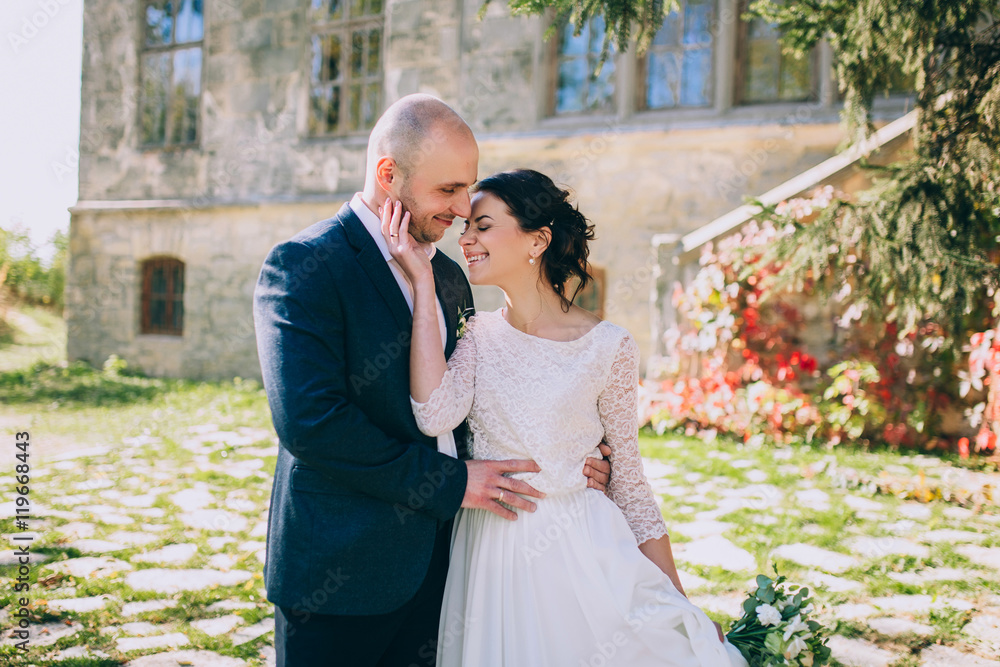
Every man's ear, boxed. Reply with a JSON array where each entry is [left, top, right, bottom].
[[375, 156, 398, 193]]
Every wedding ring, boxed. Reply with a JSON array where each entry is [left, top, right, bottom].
[[390, 233, 399, 237], [497, 490, 504, 503]]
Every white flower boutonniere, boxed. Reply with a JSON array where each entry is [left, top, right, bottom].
[[457, 307, 474, 340]]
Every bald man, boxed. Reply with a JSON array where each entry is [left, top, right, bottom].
[[253, 95, 610, 665]]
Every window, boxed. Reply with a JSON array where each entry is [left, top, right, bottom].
[[641, 0, 715, 110], [738, 4, 816, 104], [140, 0, 203, 147], [141, 258, 184, 336], [553, 16, 616, 115], [309, 0, 384, 136]]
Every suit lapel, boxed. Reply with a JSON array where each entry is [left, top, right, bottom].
[[432, 256, 457, 358], [341, 204, 412, 332], [433, 254, 471, 358]]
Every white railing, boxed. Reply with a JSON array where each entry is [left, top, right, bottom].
[[647, 110, 917, 366]]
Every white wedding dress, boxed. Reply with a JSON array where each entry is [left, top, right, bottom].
[[412, 310, 748, 667]]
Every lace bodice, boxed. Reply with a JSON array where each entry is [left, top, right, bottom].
[[411, 309, 668, 545]]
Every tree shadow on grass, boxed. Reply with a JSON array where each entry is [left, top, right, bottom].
[[0, 360, 170, 406]]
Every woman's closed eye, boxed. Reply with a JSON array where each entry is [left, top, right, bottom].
[[460, 222, 490, 235]]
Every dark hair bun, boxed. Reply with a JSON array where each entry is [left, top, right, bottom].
[[473, 169, 596, 309]]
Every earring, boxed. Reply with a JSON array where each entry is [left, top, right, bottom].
[[529, 257, 536, 265]]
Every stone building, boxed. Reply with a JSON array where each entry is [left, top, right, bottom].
[[68, 0, 913, 379]]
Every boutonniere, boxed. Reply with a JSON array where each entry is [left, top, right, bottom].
[[457, 307, 474, 340]]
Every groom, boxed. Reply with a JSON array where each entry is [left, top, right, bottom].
[[254, 94, 611, 666]]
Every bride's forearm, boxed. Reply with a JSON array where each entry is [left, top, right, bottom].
[[638, 535, 687, 597], [409, 279, 448, 403]]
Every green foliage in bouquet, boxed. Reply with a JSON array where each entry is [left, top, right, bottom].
[[727, 573, 831, 667]]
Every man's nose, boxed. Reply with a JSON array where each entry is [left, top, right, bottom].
[[452, 190, 472, 220]]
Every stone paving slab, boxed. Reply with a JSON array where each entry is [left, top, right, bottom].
[[2, 621, 84, 647], [920, 644, 996, 666], [850, 536, 930, 559], [192, 614, 244, 636], [888, 568, 973, 584], [118, 621, 162, 636], [117, 632, 190, 652], [231, 617, 275, 646], [827, 636, 896, 667], [868, 617, 934, 636], [125, 568, 253, 593], [869, 594, 974, 614], [47, 595, 111, 613], [771, 543, 859, 573], [121, 599, 179, 616], [674, 535, 756, 572], [964, 612, 1000, 656], [132, 543, 199, 565], [125, 650, 248, 666], [958, 545, 1000, 569]]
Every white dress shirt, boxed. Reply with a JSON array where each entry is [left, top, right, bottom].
[[350, 194, 458, 458]]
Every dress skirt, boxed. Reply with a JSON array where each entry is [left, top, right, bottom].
[[436, 487, 749, 667]]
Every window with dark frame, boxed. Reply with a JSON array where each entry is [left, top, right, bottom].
[[553, 16, 617, 116], [140, 0, 204, 148], [737, 2, 817, 104], [141, 258, 185, 336], [308, 0, 384, 136], [641, 0, 715, 111]]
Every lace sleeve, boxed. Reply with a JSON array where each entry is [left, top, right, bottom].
[[599, 333, 669, 544], [410, 318, 477, 437]]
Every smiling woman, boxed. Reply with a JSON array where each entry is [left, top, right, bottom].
[[465, 170, 596, 310]]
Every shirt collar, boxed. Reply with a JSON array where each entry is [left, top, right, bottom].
[[350, 193, 436, 262]]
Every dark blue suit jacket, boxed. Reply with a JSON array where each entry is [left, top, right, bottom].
[[253, 202, 473, 616]]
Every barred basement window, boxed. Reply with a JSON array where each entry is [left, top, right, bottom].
[[309, 0, 384, 136], [736, 1, 817, 104], [641, 0, 715, 111], [141, 258, 185, 336], [552, 16, 616, 116], [140, 0, 203, 147]]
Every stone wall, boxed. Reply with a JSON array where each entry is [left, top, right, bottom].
[[67, 200, 341, 379], [77, 0, 547, 205], [71, 0, 858, 379], [68, 118, 842, 379]]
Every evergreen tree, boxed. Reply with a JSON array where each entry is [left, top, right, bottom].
[[741, 0, 1000, 450], [746, 0, 1000, 339]]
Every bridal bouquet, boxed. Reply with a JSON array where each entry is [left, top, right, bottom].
[[726, 572, 831, 667]]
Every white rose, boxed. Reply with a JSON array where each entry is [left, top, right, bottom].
[[782, 614, 810, 641], [756, 603, 782, 627], [784, 636, 807, 660]]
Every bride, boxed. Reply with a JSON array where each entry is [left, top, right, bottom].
[[382, 169, 748, 667]]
